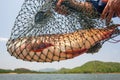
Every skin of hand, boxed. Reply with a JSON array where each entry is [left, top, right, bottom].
[[55, 0, 69, 15], [101, 0, 120, 24], [56, 0, 64, 6]]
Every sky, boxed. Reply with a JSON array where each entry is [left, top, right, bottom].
[[0, 0, 120, 71]]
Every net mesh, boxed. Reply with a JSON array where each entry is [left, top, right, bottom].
[[6, 0, 119, 62]]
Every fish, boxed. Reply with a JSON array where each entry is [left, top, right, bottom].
[[6, 24, 120, 62]]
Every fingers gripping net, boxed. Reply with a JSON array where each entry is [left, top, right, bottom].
[[7, 0, 114, 62]]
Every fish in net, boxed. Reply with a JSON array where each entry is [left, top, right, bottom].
[[6, 0, 120, 62]]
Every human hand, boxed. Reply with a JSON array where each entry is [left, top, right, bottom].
[[55, 0, 69, 15], [56, 0, 64, 6], [101, 0, 120, 24]]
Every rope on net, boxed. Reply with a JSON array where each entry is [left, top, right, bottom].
[[6, 0, 120, 62]]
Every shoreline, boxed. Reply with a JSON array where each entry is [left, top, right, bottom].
[[0, 72, 120, 74]]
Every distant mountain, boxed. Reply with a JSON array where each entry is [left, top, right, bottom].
[[39, 68, 57, 72], [14, 68, 34, 73], [57, 61, 120, 73], [0, 69, 13, 73], [0, 61, 120, 74], [0, 68, 39, 74]]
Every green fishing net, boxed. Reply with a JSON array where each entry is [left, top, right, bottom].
[[6, 0, 117, 62]]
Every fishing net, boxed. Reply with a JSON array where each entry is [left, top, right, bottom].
[[6, 0, 119, 62]]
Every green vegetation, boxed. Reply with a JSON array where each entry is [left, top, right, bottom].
[[57, 61, 120, 73], [14, 68, 39, 73], [0, 61, 120, 74], [0, 69, 13, 73], [0, 68, 42, 74]]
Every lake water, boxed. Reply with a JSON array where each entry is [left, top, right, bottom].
[[0, 74, 120, 80]]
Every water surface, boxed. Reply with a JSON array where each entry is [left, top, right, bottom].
[[0, 74, 120, 80]]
